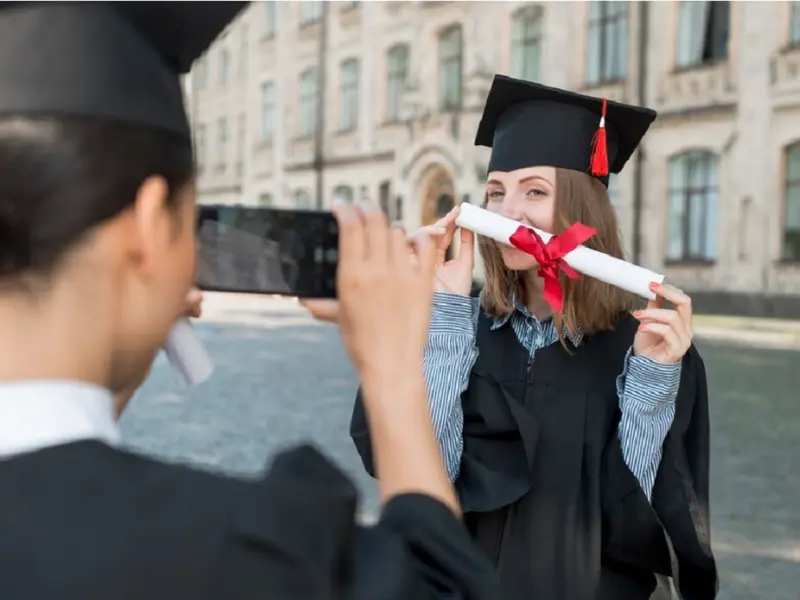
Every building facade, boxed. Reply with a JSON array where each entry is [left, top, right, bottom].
[[186, 0, 800, 317]]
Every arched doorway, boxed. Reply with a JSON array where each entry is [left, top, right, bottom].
[[419, 164, 456, 259]]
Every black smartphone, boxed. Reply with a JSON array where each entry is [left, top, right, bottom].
[[196, 204, 339, 298]]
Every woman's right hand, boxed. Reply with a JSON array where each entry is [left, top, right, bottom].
[[410, 206, 474, 297]]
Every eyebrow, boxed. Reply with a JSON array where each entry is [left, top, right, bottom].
[[486, 175, 553, 187]]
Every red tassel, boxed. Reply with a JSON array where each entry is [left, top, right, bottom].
[[589, 98, 609, 177]]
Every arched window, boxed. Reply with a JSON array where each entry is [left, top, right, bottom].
[[666, 150, 719, 261], [510, 6, 543, 81], [783, 142, 800, 261], [386, 44, 409, 122], [332, 185, 355, 204], [438, 25, 463, 110]]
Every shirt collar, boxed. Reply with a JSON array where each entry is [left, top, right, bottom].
[[489, 296, 584, 346], [0, 380, 121, 459]]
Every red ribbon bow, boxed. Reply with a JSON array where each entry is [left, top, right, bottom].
[[509, 222, 598, 314]]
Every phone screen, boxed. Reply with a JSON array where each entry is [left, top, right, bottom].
[[196, 205, 339, 298]]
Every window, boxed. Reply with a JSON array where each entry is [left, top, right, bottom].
[[585, 1, 628, 86], [791, 2, 800, 47], [237, 113, 246, 165], [676, 1, 730, 69], [299, 1, 323, 25], [194, 124, 206, 172], [299, 68, 318, 138], [259, 193, 274, 206], [219, 48, 230, 85], [339, 59, 360, 132], [386, 44, 409, 122], [216, 117, 228, 166], [782, 143, 800, 261], [264, 1, 277, 37], [666, 151, 719, 261], [438, 25, 463, 110], [510, 7, 543, 81], [333, 185, 355, 204], [260, 82, 276, 143], [240, 26, 248, 81], [295, 189, 313, 209]]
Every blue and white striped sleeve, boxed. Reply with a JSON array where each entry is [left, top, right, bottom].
[[424, 291, 480, 482], [616, 347, 681, 501]]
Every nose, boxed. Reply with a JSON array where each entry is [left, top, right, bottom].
[[499, 194, 525, 222]]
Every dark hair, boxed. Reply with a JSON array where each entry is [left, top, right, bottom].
[[0, 116, 195, 286]]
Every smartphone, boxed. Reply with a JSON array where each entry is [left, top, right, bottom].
[[196, 204, 339, 298]]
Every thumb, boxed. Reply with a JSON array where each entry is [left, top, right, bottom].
[[413, 232, 438, 281], [457, 227, 475, 268]]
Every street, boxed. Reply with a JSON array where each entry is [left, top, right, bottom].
[[120, 298, 799, 600]]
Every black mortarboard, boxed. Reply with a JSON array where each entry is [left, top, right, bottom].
[[475, 75, 657, 185], [0, 1, 248, 140]]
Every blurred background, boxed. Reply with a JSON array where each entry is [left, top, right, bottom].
[[125, 2, 798, 600]]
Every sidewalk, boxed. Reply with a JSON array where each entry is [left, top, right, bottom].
[[198, 293, 800, 351]]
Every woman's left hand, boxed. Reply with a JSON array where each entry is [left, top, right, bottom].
[[633, 282, 693, 364]]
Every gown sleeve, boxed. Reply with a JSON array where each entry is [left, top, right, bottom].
[[210, 444, 499, 600], [602, 345, 718, 599]]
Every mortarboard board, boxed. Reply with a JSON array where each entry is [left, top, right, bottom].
[[0, 1, 248, 140], [475, 75, 657, 186]]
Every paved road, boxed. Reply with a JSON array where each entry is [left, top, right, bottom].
[[120, 306, 799, 600]]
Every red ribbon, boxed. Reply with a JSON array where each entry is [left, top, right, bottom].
[[508, 222, 598, 313]]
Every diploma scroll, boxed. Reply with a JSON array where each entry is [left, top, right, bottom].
[[163, 319, 214, 386], [455, 202, 664, 301]]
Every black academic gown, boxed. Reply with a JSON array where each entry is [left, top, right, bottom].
[[351, 313, 718, 600], [0, 441, 499, 600]]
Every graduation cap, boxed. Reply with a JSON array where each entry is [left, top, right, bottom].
[[0, 1, 248, 140], [475, 75, 657, 186]]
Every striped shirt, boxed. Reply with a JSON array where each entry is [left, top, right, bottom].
[[423, 291, 681, 501]]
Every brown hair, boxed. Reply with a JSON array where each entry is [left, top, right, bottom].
[[478, 168, 638, 338]]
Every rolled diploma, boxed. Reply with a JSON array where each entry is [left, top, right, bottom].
[[163, 318, 214, 386], [455, 202, 664, 301]]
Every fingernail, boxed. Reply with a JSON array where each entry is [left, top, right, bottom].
[[650, 282, 661, 289], [358, 200, 379, 213], [638, 324, 647, 331], [633, 311, 642, 318]]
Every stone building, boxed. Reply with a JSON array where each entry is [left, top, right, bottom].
[[186, 0, 800, 317]]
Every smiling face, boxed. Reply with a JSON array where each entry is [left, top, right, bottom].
[[484, 166, 557, 272]]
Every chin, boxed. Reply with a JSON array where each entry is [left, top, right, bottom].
[[501, 247, 539, 271]]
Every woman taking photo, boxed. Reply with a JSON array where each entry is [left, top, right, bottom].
[[0, 3, 498, 599], [351, 76, 718, 599]]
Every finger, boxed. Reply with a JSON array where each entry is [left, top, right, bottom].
[[651, 282, 691, 325], [333, 203, 365, 264], [299, 299, 340, 323], [390, 226, 412, 274], [633, 307, 689, 340], [359, 201, 389, 264], [412, 232, 438, 281], [456, 227, 475, 268], [637, 322, 685, 360]]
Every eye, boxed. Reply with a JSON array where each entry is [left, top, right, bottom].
[[487, 190, 504, 199], [526, 188, 547, 197]]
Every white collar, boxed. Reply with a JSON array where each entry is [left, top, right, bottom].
[[0, 380, 121, 459]]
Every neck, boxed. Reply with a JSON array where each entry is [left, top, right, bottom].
[[0, 278, 115, 387], [521, 271, 555, 320]]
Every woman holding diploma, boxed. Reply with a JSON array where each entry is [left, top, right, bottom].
[[0, 4, 499, 599], [349, 76, 718, 600]]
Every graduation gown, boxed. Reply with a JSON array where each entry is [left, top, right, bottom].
[[351, 314, 718, 600], [0, 383, 499, 600]]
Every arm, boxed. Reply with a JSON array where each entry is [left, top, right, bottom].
[[350, 291, 479, 482], [212, 446, 499, 599], [616, 347, 681, 500], [424, 291, 480, 481]]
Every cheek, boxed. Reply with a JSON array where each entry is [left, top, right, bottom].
[[522, 199, 556, 233]]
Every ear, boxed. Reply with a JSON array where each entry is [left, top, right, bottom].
[[128, 175, 171, 281]]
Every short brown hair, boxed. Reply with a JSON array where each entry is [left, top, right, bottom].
[[478, 168, 638, 337]]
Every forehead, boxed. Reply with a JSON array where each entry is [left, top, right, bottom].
[[486, 166, 556, 186]]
